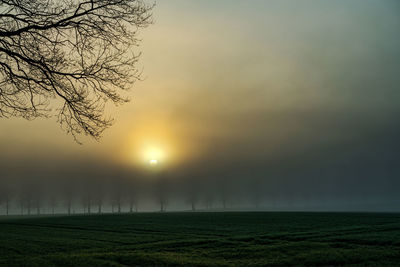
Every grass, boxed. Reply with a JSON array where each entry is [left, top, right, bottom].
[[0, 212, 400, 266]]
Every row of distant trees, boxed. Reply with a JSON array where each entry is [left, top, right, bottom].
[[0, 173, 266, 215], [0, 175, 138, 215]]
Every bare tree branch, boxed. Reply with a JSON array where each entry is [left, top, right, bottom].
[[0, 0, 153, 140]]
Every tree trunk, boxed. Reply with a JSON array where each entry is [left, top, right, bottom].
[[191, 202, 195, 212]]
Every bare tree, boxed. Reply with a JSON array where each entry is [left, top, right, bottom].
[[65, 189, 73, 215], [155, 176, 168, 212], [128, 194, 138, 213], [203, 191, 215, 211], [0, 177, 12, 215], [81, 185, 92, 214], [22, 191, 32, 215], [126, 179, 139, 213], [93, 181, 105, 214], [32, 186, 43, 215], [219, 182, 229, 210], [184, 178, 200, 212], [48, 193, 58, 215], [4, 191, 10, 215], [28, 177, 45, 215], [60, 177, 75, 215], [110, 178, 124, 213], [18, 179, 33, 215], [47, 178, 60, 215], [0, 0, 152, 139]]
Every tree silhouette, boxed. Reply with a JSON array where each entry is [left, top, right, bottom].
[[32, 183, 43, 215], [81, 183, 93, 214], [47, 178, 60, 215], [60, 176, 76, 215], [48, 193, 58, 215], [184, 177, 200, 212], [155, 176, 168, 212], [0, 179, 12, 215], [203, 190, 215, 210], [126, 178, 139, 213], [111, 181, 124, 213], [93, 181, 105, 214], [0, 0, 152, 140]]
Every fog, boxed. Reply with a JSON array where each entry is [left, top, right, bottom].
[[1, 0, 400, 213]]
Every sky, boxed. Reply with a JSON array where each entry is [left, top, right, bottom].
[[1, 0, 400, 211]]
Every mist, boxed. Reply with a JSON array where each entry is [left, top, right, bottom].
[[1, 0, 400, 213]]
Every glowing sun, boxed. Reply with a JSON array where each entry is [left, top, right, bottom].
[[144, 147, 164, 165], [149, 159, 158, 165]]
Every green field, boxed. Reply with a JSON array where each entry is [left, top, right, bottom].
[[0, 212, 399, 266]]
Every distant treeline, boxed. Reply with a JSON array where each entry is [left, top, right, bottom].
[[0, 171, 266, 215]]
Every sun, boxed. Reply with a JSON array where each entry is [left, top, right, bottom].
[[149, 159, 158, 165], [144, 147, 165, 165]]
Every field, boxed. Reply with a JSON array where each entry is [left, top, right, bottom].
[[0, 212, 400, 266]]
